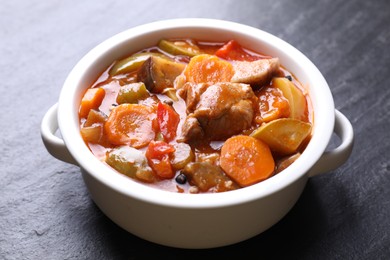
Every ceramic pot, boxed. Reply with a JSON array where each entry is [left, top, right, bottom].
[[41, 19, 354, 249]]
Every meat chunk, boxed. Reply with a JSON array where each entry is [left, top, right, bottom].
[[179, 82, 209, 112], [231, 58, 280, 86], [180, 82, 256, 141], [197, 98, 254, 140], [182, 161, 240, 192], [181, 115, 204, 142]]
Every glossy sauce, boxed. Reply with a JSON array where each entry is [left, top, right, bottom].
[[79, 39, 313, 193]]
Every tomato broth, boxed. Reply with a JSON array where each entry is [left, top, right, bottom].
[[79, 38, 313, 193]]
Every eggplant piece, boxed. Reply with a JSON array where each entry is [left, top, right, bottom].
[[137, 56, 185, 93], [109, 52, 166, 76]]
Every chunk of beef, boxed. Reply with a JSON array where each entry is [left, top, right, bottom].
[[180, 82, 256, 141], [197, 98, 254, 140], [179, 82, 209, 112], [181, 115, 204, 142], [182, 161, 240, 192], [231, 57, 280, 86]]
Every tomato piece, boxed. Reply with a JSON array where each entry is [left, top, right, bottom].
[[148, 156, 173, 179], [215, 40, 259, 62], [146, 140, 175, 159], [145, 141, 175, 179], [157, 102, 180, 142], [256, 85, 290, 123]]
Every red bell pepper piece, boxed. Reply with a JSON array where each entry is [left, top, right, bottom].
[[157, 102, 180, 142], [215, 40, 259, 62], [145, 141, 175, 179]]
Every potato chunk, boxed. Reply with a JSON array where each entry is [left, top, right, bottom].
[[272, 77, 307, 120], [250, 118, 312, 155]]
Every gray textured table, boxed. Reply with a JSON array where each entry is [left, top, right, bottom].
[[1, 0, 390, 259]]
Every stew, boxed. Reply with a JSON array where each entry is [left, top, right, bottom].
[[79, 38, 313, 193]]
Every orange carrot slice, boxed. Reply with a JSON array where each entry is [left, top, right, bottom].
[[220, 135, 275, 187], [184, 54, 234, 83], [104, 104, 155, 148], [79, 88, 105, 118]]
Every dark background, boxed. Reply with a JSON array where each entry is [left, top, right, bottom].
[[1, 0, 389, 259]]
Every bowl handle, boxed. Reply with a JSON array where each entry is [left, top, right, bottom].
[[309, 109, 354, 177], [41, 103, 78, 165]]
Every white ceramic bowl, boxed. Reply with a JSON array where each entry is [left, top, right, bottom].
[[41, 18, 354, 249]]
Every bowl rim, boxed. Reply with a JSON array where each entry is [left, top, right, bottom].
[[58, 18, 335, 208]]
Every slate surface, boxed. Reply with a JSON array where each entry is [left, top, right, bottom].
[[1, 0, 390, 259]]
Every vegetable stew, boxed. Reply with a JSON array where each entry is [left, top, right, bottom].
[[79, 38, 313, 193]]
